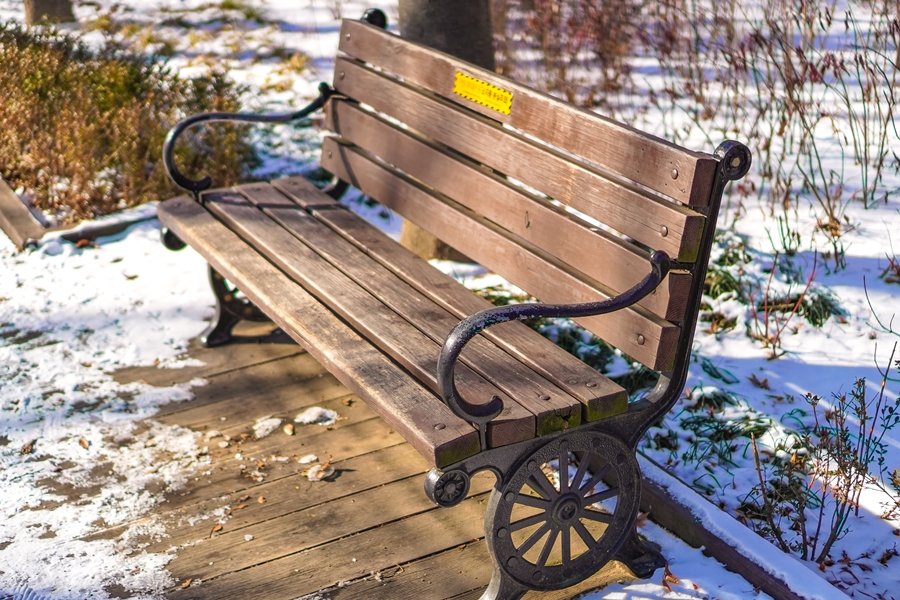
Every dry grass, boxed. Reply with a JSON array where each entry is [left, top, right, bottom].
[[0, 22, 257, 226]]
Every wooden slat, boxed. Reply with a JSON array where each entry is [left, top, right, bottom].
[[234, 185, 579, 430], [320, 138, 681, 372], [236, 182, 584, 435], [331, 58, 706, 262], [201, 191, 535, 448], [157, 195, 479, 467], [169, 492, 490, 600], [272, 175, 628, 422], [337, 18, 718, 208], [169, 473, 495, 583], [326, 99, 692, 320], [0, 177, 44, 250], [112, 323, 303, 389]]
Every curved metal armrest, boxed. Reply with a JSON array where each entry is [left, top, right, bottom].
[[163, 82, 335, 198], [437, 251, 671, 450]]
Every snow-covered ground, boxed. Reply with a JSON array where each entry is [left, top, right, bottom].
[[1, 0, 899, 598]]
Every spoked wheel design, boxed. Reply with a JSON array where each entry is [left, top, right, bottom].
[[484, 431, 641, 593]]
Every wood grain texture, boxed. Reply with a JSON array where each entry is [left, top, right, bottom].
[[202, 190, 535, 447], [327, 98, 693, 320], [0, 177, 44, 250], [168, 473, 494, 583], [236, 181, 582, 435], [331, 59, 706, 262], [308, 207, 629, 421], [337, 19, 719, 208], [157, 195, 479, 467], [329, 542, 636, 600], [169, 492, 491, 600], [321, 138, 681, 372], [112, 322, 303, 389]]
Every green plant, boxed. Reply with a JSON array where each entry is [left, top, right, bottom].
[[0, 22, 257, 225]]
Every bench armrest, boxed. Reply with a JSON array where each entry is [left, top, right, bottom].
[[163, 82, 335, 198], [437, 251, 671, 450]]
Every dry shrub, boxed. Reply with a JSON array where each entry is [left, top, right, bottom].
[[0, 22, 257, 226], [491, 0, 642, 108]]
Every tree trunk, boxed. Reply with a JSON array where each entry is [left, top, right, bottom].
[[397, 0, 495, 262], [24, 0, 74, 25]]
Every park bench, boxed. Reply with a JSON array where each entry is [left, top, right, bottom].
[[157, 10, 751, 600]]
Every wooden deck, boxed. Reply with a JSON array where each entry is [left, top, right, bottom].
[[110, 321, 637, 599]]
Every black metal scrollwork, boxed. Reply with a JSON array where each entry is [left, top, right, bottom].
[[163, 82, 336, 199], [437, 251, 671, 450]]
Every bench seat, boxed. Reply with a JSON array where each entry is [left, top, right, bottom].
[[158, 176, 628, 467]]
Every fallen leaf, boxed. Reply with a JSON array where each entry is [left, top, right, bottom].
[[748, 373, 770, 390], [257, 496, 266, 503], [130, 568, 141, 575], [283, 423, 295, 436], [20, 439, 36, 455], [240, 433, 251, 440], [239, 495, 250, 502], [75, 238, 95, 249], [124, 274, 139, 281], [662, 562, 680, 590], [180, 579, 192, 589], [79, 437, 90, 449], [210, 523, 223, 537], [234, 504, 247, 510], [635, 511, 650, 529], [307, 455, 335, 482]]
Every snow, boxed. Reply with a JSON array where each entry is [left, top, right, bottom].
[[1, 0, 898, 598], [294, 406, 339, 426]]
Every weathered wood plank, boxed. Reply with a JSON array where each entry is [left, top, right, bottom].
[[337, 19, 718, 208], [203, 190, 535, 447], [331, 59, 706, 262], [301, 204, 629, 421], [112, 322, 303, 390], [320, 139, 681, 372], [235, 182, 582, 435], [146, 351, 333, 422], [0, 177, 44, 250], [168, 492, 491, 600], [154, 370, 357, 435], [328, 542, 636, 600], [326, 97, 693, 319], [157, 195, 478, 467], [168, 473, 494, 583], [151, 443, 431, 551], [154, 397, 392, 514]]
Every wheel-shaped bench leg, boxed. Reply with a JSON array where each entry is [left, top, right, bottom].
[[200, 265, 270, 347], [479, 431, 642, 599]]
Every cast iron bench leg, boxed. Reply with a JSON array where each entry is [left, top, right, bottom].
[[200, 265, 270, 347]]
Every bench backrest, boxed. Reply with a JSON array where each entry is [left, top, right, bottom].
[[320, 19, 732, 374]]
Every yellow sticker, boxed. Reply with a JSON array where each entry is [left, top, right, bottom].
[[452, 72, 513, 116]]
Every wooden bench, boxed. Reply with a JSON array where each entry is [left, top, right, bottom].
[[157, 10, 751, 600]]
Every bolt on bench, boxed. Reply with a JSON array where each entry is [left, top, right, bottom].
[[158, 10, 750, 600]]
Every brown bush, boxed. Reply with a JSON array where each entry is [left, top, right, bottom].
[[0, 22, 257, 226]]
